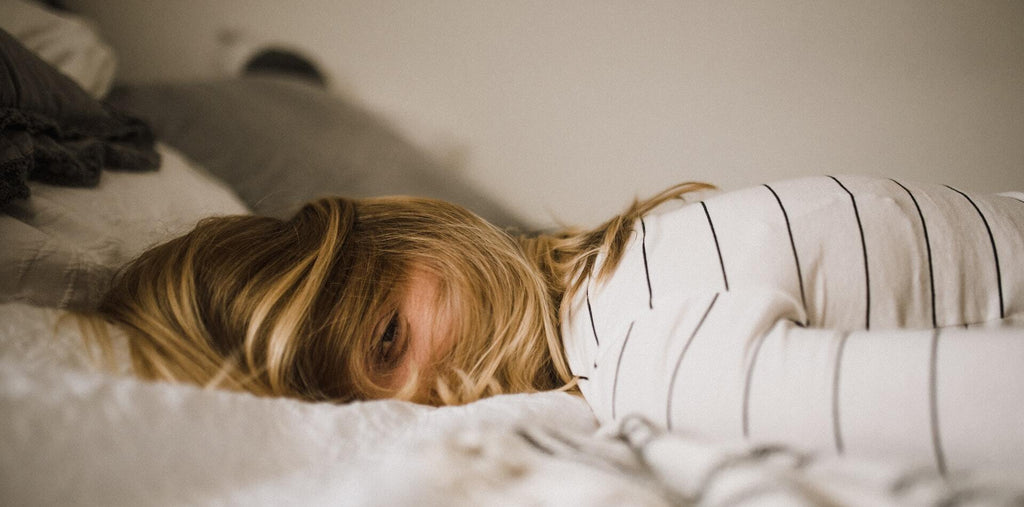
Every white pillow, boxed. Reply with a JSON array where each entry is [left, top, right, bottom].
[[0, 144, 250, 309], [0, 0, 117, 98]]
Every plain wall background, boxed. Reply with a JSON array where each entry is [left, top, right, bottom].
[[68, 0, 1024, 227]]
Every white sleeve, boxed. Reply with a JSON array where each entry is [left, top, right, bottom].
[[580, 289, 1024, 474]]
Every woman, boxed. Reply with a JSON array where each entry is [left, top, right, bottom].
[[92, 175, 1024, 468]]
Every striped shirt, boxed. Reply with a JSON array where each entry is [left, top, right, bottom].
[[561, 175, 1024, 473]]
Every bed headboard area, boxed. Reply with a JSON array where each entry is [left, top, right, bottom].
[[3, 0, 526, 223]]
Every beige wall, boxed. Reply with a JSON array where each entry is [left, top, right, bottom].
[[69, 0, 1024, 227]]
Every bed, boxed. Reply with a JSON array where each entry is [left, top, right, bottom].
[[3, 3, 1023, 505]]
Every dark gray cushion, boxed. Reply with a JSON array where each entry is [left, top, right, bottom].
[[107, 76, 524, 228], [0, 29, 158, 208]]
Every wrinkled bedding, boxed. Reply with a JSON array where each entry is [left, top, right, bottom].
[[4, 302, 1023, 506], [0, 304, 608, 506]]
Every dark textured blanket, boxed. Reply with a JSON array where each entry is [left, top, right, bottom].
[[1, 29, 159, 208]]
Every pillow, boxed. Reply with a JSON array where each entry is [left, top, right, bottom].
[[0, 28, 159, 207], [0, 143, 249, 310], [106, 76, 526, 228], [0, 0, 117, 98]]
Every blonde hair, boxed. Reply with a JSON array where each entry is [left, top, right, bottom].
[[90, 182, 712, 405]]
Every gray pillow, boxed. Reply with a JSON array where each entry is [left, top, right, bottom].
[[106, 76, 525, 228]]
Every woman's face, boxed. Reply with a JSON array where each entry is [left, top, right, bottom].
[[374, 267, 454, 394]]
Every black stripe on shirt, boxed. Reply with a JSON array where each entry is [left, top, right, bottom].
[[666, 293, 719, 430], [610, 321, 636, 420], [832, 331, 851, 454], [763, 184, 808, 326], [945, 185, 1005, 320], [586, 285, 600, 347], [891, 179, 938, 328], [929, 328, 947, 476], [701, 201, 729, 291], [640, 217, 653, 309], [828, 176, 871, 329]]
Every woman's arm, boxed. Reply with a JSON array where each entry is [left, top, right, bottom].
[[576, 289, 1024, 474]]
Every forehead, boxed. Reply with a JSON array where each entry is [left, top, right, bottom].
[[400, 265, 445, 302]]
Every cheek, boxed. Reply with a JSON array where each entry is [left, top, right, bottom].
[[410, 275, 455, 339]]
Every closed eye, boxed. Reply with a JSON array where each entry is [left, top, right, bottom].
[[376, 313, 409, 369]]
